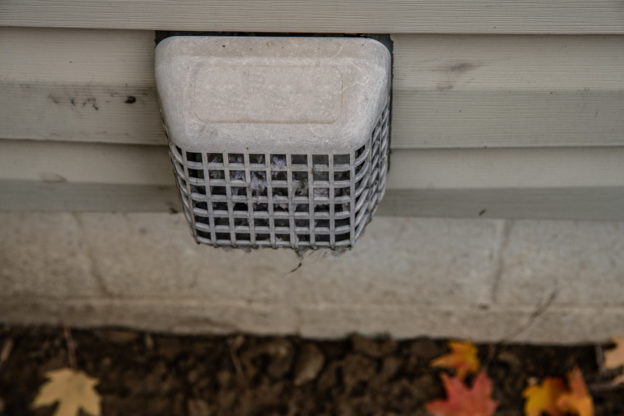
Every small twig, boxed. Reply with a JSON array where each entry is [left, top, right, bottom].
[[287, 260, 303, 274], [589, 380, 624, 392], [482, 342, 499, 372], [228, 338, 245, 382], [144, 333, 154, 350], [282, 249, 308, 278], [596, 344, 605, 371], [483, 287, 558, 369], [0, 338, 13, 369], [63, 326, 77, 369], [499, 287, 557, 344], [229, 345, 244, 381]]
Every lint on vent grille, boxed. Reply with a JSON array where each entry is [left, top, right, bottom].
[[156, 36, 391, 249]]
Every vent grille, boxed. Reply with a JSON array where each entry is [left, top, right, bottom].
[[169, 102, 390, 249]]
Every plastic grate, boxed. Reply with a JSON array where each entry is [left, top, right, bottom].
[[169, 102, 390, 249]]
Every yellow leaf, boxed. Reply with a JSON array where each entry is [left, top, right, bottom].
[[604, 337, 624, 386], [556, 367, 594, 416], [522, 377, 566, 416], [430, 341, 480, 380], [33, 368, 101, 416]]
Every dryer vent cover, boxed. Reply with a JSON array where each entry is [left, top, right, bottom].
[[156, 36, 391, 249]]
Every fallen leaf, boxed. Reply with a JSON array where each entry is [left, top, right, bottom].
[[33, 368, 101, 416], [523, 377, 566, 416], [556, 367, 594, 416], [294, 344, 325, 386], [431, 341, 480, 380], [604, 337, 624, 385], [426, 371, 498, 416]]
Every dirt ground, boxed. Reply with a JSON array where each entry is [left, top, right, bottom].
[[0, 326, 622, 415]]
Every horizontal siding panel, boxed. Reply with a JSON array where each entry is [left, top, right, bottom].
[[2, 140, 624, 190], [0, 28, 154, 84], [0, 82, 163, 144], [392, 89, 624, 148], [391, 35, 624, 148], [394, 35, 624, 91], [0, 181, 181, 213], [2, 140, 623, 219], [1, 1, 624, 34], [0, 27, 165, 145], [2, 28, 624, 149], [387, 147, 624, 189], [2, 181, 623, 221], [0, 141, 173, 186], [379, 188, 624, 220]]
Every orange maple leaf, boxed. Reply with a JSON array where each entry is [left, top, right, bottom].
[[426, 371, 498, 416], [556, 367, 594, 416], [522, 377, 566, 416], [431, 341, 480, 380]]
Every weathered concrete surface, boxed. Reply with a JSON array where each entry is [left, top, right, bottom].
[[0, 213, 101, 297], [495, 221, 624, 306], [1, 212, 623, 343]]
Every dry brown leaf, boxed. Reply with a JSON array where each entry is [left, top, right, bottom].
[[32, 368, 101, 416], [556, 367, 594, 416], [430, 341, 480, 380], [522, 377, 566, 416], [604, 336, 624, 385]]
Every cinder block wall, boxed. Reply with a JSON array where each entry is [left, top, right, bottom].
[[2, 213, 622, 344]]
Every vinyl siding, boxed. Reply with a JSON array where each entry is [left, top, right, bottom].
[[1, 7, 624, 219], [2, 0, 624, 34]]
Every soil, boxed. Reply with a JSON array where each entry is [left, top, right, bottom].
[[0, 326, 622, 415]]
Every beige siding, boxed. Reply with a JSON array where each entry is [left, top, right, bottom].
[[0, 141, 172, 186], [2, 1, 624, 34], [2, 140, 624, 189], [2, 181, 623, 220], [0, 28, 162, 145], [3, 28, 624, 148], [2, 140, 624, 218], [1, 23, 624, 219], [392, 35, 624, 148]]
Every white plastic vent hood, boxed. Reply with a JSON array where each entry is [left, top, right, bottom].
[[155, 36, 391, 249]]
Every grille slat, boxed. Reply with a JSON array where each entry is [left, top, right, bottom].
[[171, 101, 390, 250]]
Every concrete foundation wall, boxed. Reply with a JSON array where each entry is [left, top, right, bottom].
[[1, 212, 622, 344]]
